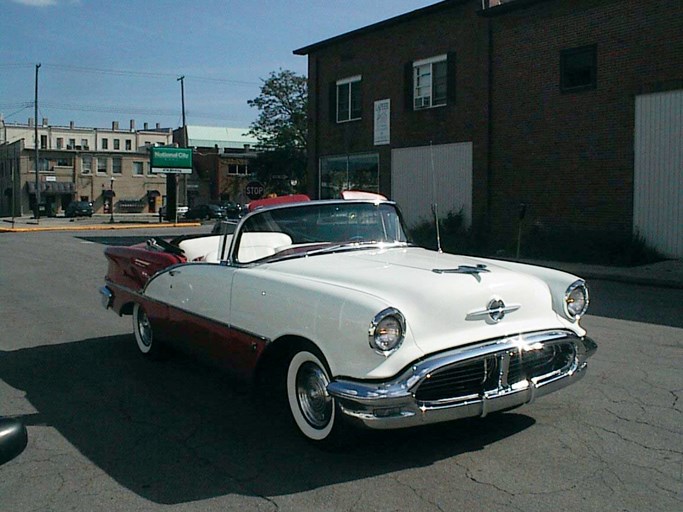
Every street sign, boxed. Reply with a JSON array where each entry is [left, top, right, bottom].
[[150, 147, 192, 174], [245, 181, 265, 200]]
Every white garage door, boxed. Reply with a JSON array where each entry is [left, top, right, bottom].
[[391, 142, 472, 229], [634, 89, 683, 258]]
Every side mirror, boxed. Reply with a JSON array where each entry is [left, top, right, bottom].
[[0, 418, 28, 465]]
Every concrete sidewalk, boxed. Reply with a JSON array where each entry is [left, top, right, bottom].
[[519, 258, 683, 290], [0, 213, 199, 232], [2, 214, 682, 289]]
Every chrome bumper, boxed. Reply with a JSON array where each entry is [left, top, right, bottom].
[[327, 330, 597, 430]]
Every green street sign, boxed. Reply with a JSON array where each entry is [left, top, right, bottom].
[[150, 147, 193, 174]]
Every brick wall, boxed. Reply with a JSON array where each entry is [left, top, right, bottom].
[[302, 0, 683, 247], [488, 0, 683, 244]]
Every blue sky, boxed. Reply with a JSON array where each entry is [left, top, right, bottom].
[[1, 0, 437, 130]]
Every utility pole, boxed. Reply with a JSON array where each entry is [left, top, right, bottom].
[[34, 63, 41, 221], [178, 75, 186, 127], [177, 75, 188, 207]]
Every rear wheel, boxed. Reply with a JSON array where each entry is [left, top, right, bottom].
[[286, 347, 352, 448], [133, 303, 162, 358]]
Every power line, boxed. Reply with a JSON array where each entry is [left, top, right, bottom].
[[40, 63, 260, 86]]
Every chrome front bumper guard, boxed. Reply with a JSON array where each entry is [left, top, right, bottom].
[[327, 330, 597, 430]]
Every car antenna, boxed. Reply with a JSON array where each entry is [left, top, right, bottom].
[[430, 141, 443, 253]]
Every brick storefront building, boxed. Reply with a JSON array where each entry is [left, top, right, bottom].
[[295, 0, 683, 257]]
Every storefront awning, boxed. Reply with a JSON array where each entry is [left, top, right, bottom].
[[26, 181, 75, 195]]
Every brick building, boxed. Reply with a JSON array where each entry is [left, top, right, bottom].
[[173, 126, 257, 206], [295, 0, 683, 257]]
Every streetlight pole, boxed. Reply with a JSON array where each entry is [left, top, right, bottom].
[[109, 176, 115, 223], [177, 75, 188, 207], [34, 63, 41, 222]]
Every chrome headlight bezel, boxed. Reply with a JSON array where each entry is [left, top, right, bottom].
[[564, 280, 589, 320], [368, 307, 406, 356]]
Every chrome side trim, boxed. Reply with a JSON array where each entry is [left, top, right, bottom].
[[327, 330, 596, 430]]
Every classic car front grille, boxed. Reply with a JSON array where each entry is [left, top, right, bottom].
[[508, 343, 576, 384], [414, 357, 498, 402], [414, 341, 577, 403]]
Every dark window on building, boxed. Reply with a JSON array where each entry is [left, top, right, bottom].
[[560, 45, 597, 92], [227, 163, 249, 175], [40, 135, 47, 149], [114, 139, 120, 150], [336, 76, 362, 123], [125, 139, 132, 151], [102, 138, 109, 150]]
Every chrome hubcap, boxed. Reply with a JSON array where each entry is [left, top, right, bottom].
[[296, 362, 332, 429], [138, 311, 152, 347]]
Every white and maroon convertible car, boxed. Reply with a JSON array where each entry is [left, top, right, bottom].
[[100, 196, 596, 446]]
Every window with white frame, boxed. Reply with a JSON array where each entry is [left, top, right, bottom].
[[97, 157, 107, 174], [82, 155, 92, 174], [112, 157, 122, 174], [125, 139, 132, 151], [413, 55, 448, 110], [102, 138, 109, 150], [133, 161, 144, 176], [336, 75, 362, 122], [114, 139, 120, 150]]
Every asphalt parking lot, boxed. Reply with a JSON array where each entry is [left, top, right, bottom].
[[0, 226, 681, 511]]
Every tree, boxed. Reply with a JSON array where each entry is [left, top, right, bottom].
[[248, 69, 307, 194]]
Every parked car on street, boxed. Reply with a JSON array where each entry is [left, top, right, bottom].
[[64, 200, 93, 218], [218, 201, 244, 219], [183, 204, 225, 220], [100, 195, 596, 447], [158, 205, 188, 221]]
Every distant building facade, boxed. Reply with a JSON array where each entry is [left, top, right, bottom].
[[295, 0, 683, 257], [0, 118, 172, 216], [173, 126, 257, 206]]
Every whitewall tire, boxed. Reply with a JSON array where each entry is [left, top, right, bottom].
[[286, 349, 338, 442], [133, 303, 160, 358]]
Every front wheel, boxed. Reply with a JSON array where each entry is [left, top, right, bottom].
[[133, 303, 162, 358], [286, 348, 351, 447]]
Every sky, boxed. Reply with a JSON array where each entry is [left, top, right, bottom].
[[0, 0, 438, 131]]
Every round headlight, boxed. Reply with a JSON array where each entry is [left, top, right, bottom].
[[369, 308, 406, 355], [565, 280, 589, 319]]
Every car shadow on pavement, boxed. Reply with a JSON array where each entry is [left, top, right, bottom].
[[0, 335, 535, 504]]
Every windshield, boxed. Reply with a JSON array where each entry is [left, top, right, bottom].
[[232, 201, 409, 264]]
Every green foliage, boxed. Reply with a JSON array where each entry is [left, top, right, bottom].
[[522, 225, 665, 266], [247, 69, 308, 194], [410, 210, 481, 255], [410, 209, 665, 267], [248, 69, 307, 150]]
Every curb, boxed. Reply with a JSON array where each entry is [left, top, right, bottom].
[[0, 222, 201, 233], [577, 270, 683, 290]]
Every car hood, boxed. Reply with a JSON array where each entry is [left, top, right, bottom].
[[268, 246, 572, 355]]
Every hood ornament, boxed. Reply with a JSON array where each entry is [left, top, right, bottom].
[[433, 264, 489, 282], [467, 299, 521, 323]]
